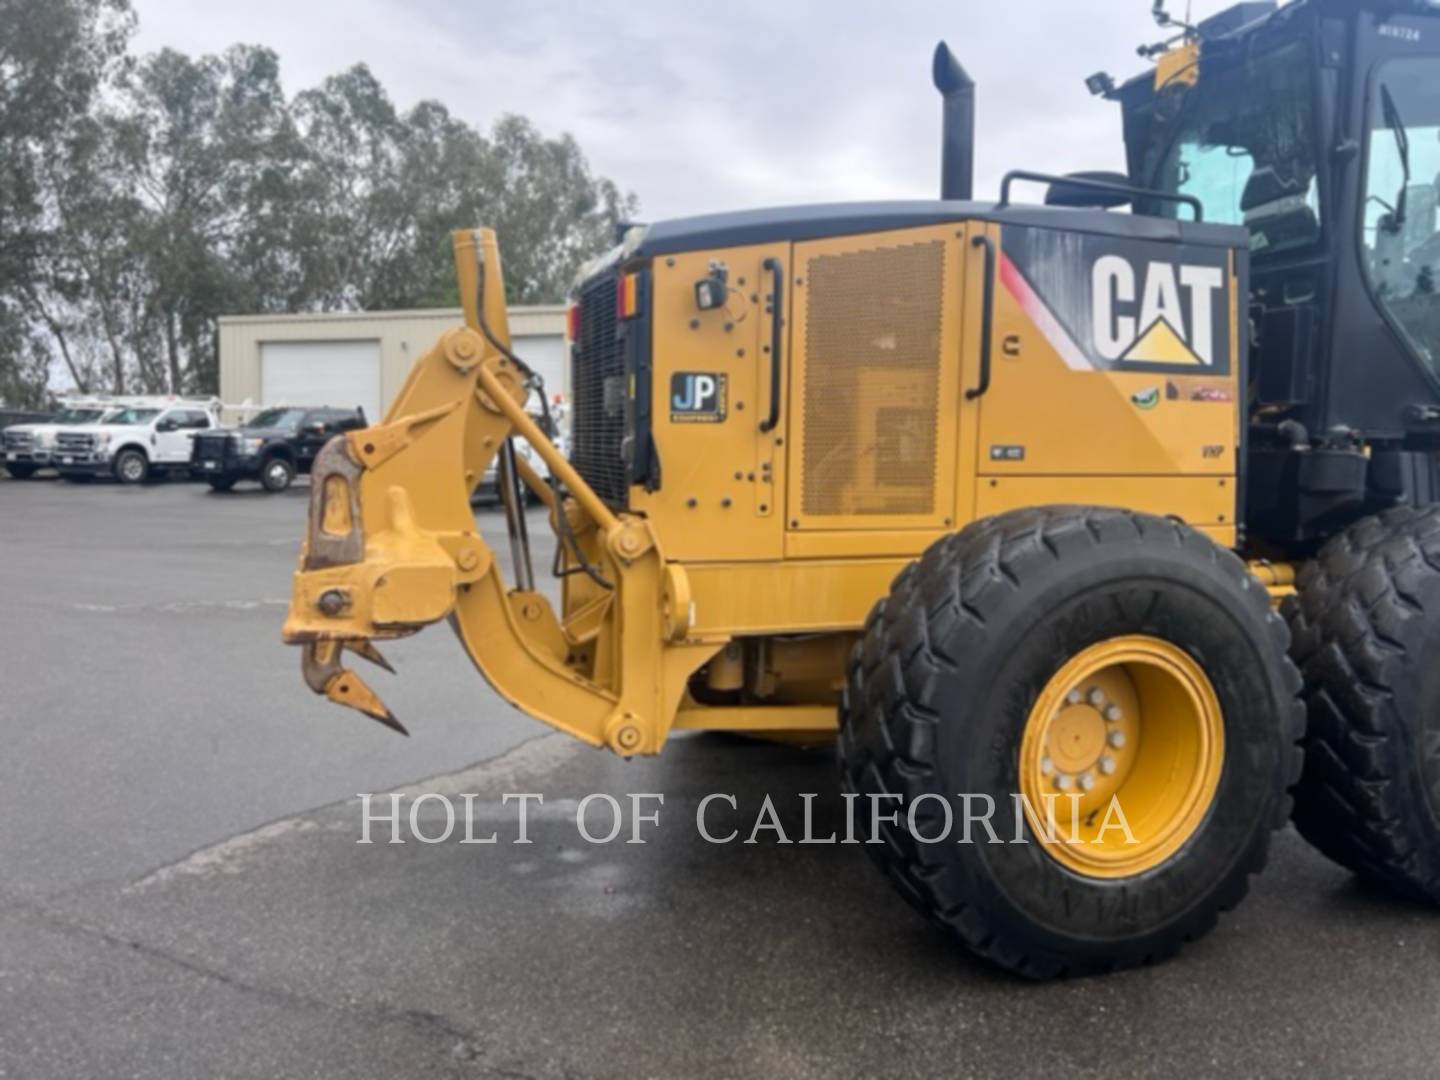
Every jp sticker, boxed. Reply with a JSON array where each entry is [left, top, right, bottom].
[[670, 372, 727, 422]]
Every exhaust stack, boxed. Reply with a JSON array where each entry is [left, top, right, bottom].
[[933, 42, 975, 201]]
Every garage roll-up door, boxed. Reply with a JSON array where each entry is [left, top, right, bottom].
[[260, 340, 382, 423]]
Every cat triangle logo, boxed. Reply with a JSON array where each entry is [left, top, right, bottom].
[[1120, 317, 1205, 366]]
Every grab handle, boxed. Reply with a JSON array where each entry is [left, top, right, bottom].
[[760, 257, 784, 433], [966, 235, 996, 401]]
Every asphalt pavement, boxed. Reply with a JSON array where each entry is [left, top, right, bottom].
[[2, 475, 1439, 1079]]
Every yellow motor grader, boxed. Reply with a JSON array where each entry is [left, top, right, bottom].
[[284, 0, 1440, 976]]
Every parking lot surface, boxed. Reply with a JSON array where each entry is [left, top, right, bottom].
[[2, 477, 1440, 1079]]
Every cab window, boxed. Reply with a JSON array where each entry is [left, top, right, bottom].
[[312, 411, 364, 433], [1362, 56, 1440, 376], [108, 408, 160, 426], [1139, 42, 1321, 252], [158, 410, 206, 430]]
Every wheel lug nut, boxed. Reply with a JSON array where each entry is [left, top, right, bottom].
[[1079, 773, 1096, 793], [1109, 731, 1127, 749], [1099, 755, 1117, 775], [1088, 688, 1106, 707], [1055, 774, 1074, 792], [1040, 757, 1054, 776], [1066, 690, 1082, 706], [1104, 704, 1122, 722]]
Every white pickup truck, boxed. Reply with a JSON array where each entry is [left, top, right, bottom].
[[2, 404, 117, 479], [53, 400, 221, 484]]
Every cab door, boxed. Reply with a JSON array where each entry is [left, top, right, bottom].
[[295, 411, 330, 470], [153, 410, 196, 463]]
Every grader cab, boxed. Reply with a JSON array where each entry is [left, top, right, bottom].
[[284, 0, 1440, 977]]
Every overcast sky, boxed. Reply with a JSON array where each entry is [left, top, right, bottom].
[[131, 0, 1252, 221]]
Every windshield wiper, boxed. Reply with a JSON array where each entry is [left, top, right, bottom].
[[1380, 83, 1411, 235]]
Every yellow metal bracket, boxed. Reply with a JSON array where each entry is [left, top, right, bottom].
[[283, 227, 723, 754], [1155, 39, 1200, 91]]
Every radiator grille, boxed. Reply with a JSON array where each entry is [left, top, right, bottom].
[[192, 433, 233, 463], [569, 271, 630, 509], [801, 241, 946, 517]]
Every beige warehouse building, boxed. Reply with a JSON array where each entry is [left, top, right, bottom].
[[218, 305, 567, 423]]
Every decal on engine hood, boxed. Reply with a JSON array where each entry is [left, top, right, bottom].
[[1000, 227, 1232, 376]]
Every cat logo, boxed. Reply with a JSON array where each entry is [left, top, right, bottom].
[[1092, 256, 1224, 367], [998, 228, 1233, 376]]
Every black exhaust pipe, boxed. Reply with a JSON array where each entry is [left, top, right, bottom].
[[933, 42, 974, 201]]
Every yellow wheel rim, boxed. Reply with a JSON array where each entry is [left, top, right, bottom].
[[1018, 635, 1224, 879]]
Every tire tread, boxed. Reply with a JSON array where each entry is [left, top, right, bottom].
[[1286, 506, 1440, 904], [841, 505, 1305, 978]]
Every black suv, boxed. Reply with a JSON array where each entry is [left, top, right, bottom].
[[192, 406, 367, 492]]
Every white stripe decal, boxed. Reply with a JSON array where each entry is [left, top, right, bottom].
[[999, 254, 1093, 371]]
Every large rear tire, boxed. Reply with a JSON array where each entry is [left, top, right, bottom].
[[1286, 507, 1440, 905], [839, 506, 1303, 978]]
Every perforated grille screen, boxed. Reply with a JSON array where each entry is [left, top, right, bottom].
[[570, 271, 629, 510], [801, 241, 946, 517]]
